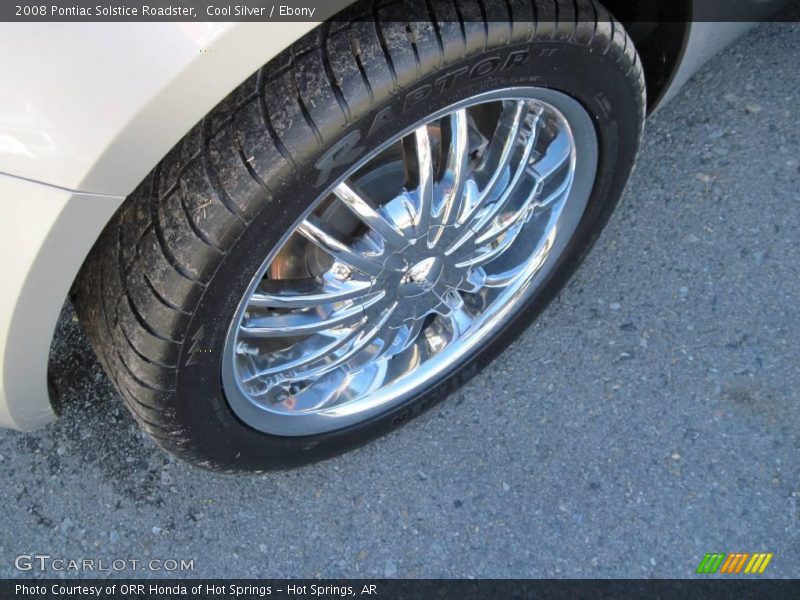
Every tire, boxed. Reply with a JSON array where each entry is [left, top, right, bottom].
[[75, 0, 646, 471]]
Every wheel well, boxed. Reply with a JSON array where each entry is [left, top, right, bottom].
[[602, 0, 691, 112]]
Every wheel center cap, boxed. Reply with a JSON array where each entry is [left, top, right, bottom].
[[399, 256, 443, 297]]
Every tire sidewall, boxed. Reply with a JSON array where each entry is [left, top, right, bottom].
[[175, 39, 642, 470]]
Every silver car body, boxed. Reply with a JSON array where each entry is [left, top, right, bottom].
[[0, 12, 767, 430]]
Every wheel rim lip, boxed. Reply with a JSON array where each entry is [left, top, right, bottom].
[[221, 86, 599, 437]]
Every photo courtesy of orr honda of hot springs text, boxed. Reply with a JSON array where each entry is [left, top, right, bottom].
[[0, 0, 787, 470]]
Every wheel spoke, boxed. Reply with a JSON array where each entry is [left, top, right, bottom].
[[297, 217, 390, 276], [483, 269, 524, 288], [295, 302, 398, 379], [467, 112, 541, 236], [402, 316, 426, 349], [535, 168, 574, 210], [482, 225, 557, 288], [240, 292, 384, 338], [249, 277, 373, 309], [278, 305, 396, 411], [240, 306, 364, 338], [459, 101, 528, 224], [333, 182, 408, 250], [447, 106, 541, 254], [474, 170, 572, 246], [429, 109, 470, 246], [410, 125, 435, 236], [243, 327, 363, 382], [531, 128, 572, 183], [385, 316, 428, 357], [444, 302, 474, 339], [455, 219, 525, 270]]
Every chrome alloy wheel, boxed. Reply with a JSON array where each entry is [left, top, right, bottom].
[[222, 87, 598, 436]]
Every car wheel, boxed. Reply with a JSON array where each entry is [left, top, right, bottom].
[[75, 0, 646, 471]]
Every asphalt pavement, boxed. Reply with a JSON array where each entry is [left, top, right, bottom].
[[1, 20, 798, 579]]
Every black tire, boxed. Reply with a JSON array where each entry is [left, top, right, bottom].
[[75, 0, 646, 471]]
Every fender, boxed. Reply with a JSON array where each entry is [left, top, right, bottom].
[[0, 18, 347, 195]]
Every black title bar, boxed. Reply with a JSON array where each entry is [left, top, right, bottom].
[[2, 0, 797, 22]]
